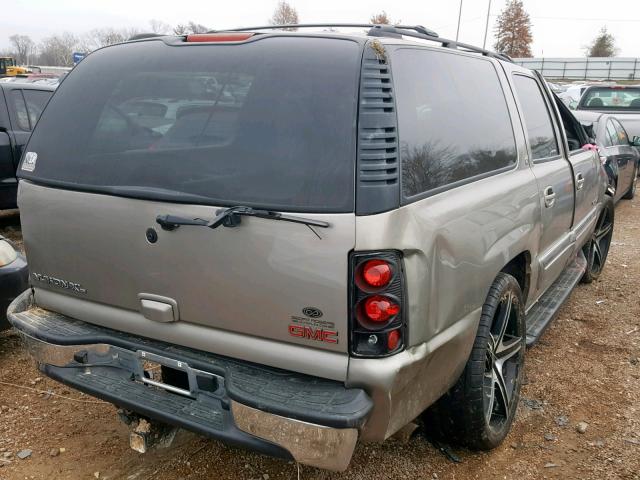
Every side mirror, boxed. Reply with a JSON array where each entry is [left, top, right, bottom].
[[631, 137, 640, 147]]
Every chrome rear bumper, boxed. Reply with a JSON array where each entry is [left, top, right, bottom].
[[8, 290, 368, 471]]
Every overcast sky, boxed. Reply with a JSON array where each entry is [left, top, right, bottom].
[[1, 0, 639, 57]]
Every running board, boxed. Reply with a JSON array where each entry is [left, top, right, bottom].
[[525, 253, 587, 346]]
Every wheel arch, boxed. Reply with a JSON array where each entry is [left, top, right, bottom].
[[500, 251, 532, 303]]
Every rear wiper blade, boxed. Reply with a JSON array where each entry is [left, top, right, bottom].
[[156, 206, 330, 236]]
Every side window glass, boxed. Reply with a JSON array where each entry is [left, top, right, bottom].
[[512, 76, 560, 161], [22, 90, 51, 130], [612, 119, 628, 145], [606, 121, 619, 146], [394, 49, 518, 198], [10, 90, 30, 131]]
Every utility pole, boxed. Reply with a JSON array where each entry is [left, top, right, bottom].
[[482, 0, 492, 49], [455, 0, 464, 42]]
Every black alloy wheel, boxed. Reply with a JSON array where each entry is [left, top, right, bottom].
[[581, 195, 614, 284]]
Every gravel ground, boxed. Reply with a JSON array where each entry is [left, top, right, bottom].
[[0, 198, 639, 480]]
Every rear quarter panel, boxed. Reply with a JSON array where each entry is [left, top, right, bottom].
[[354, 166, 540, 350]]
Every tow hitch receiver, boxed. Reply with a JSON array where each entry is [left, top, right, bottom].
[[118, 411, 179, 453]]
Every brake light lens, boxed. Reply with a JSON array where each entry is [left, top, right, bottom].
[[363, 295, 400, 322], [362, 259, 392, 288], [186, 33, 255, 42], [350, 252, 406, 357], [387, 329, 401, 351]]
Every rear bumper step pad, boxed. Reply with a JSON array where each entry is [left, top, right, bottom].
[[7, 289, 372, 471]]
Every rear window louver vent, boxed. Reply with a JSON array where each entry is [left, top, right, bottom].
[[356, 44, 400, 215]]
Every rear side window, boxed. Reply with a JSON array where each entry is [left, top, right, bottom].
[[612, 118, 629, 145], [605, 120, 619, 147], [9, 90, 30, 131], [512, 76, 559, 161], [393, 48, 517, 198], [23, 90, 51, 130], [20, 37, 360, 212]]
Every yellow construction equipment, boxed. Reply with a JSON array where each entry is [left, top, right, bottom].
[[0, 57, 28, 77]]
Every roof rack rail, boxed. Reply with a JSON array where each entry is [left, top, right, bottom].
[[128, 33, 166, 41], [208, 23, 512, 63]]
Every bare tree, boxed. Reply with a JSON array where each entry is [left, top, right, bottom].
[[370, 12, 391, 25], [493, 0, 533, 58], [81, 27, 141, 52], [173, 24, 189, 35], [585, 27, 618, 57], [187, 21, 209, 33], [269, 1, 299, 30], [9, 34, 35, 64], [36, 33, 80, 66], [149, 19, 172, 35], [172, 21, 209, 35]]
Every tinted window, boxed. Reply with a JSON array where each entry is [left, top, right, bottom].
[[605, 120, 619, 147], [612, 118, 629, 145], [21, 38, 360, 212], [513, 76, 559, 160], [580, 87, 640, 110], [9, 90, 30, 131], [394, 49, 517, 197], [22, 90, 51, 130]]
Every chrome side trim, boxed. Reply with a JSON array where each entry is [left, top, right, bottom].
[[231, 401, 358, 472]]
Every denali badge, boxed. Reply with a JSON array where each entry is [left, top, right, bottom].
[[31, 272, 87, 294]]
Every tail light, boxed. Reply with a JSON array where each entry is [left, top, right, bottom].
[[350, 251, 406, 357]]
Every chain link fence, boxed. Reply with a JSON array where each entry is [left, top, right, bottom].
[[514, 57, 640, 81]]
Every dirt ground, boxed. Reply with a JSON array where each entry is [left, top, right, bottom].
[[0, 198, 639, 480]]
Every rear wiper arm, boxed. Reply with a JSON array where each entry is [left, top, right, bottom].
[[156, 206, 330, 237]]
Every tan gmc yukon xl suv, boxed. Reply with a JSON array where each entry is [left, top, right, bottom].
[[7, 24, 613, 471]]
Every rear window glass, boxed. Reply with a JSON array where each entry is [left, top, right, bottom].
[[20, 37, 360, 212], [580, 87, 640, 110]]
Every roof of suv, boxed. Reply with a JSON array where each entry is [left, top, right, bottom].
[[125, 24, 514, 64]]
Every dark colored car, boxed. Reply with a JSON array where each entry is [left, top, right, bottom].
[[574, 111, 638, 202], [0, 82, 55, 209], [0, 235, 27, 329]]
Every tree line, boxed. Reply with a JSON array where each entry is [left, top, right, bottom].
[[0, 1, 621, 67]]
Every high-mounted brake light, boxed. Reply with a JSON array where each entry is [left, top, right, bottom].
[[186, 33, 255, 43], [361, 259, 392, 288]]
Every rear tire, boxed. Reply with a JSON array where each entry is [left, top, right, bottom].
[[581, 195, 614, 284], [622, 164, 637, 200], [423, 273, 525, 450]]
